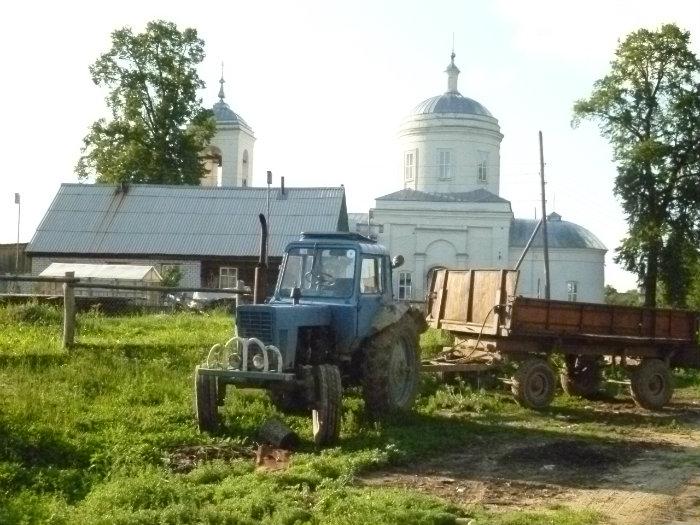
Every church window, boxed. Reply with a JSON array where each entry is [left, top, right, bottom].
[[477, 150, 489, 183], [398, 272, 412, 300], [241, 150, 249, 187], [404, 151, 415, 181], [219, 267, 238, 289], [567, 281, 578, 302], [438, 149, 452, 180]]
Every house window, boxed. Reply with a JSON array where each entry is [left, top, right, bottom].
[[438, 149, 452, 180], [360, 257, 383, 294], [404, 151, 415, 181], [567, 281, 578, 302], [477, 150, 489, 183], [219, 267, 238, 289], [398, 272, 412, 300]]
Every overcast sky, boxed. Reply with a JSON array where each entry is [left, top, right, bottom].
[[1, 0, 698, 290]]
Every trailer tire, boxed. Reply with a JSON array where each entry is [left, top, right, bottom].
[[312, 364, 342, 447], [560, 356, 602, 399], [194, 366, 219, 432], [630, 358, 673, 410], [512, 358, 556, 410], [361, 318, 421, 419]]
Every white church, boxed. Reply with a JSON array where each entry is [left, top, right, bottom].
[[205, 55, 607, 303]]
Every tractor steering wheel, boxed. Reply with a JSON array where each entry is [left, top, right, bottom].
[[303, 271, 336, 287]]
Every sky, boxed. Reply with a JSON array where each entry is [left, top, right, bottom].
[[1, 0, 699, 290]]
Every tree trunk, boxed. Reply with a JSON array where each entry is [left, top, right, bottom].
[[644, 241, 660, 307]]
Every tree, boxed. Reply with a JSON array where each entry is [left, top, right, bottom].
[[76, 20, 215, 184], [573, 24, 700, 307]]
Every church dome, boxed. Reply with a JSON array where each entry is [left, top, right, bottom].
[[213, 100, 248, 126], [509, 215, 606, 250], [413, 92, 492, 117], [411, 52, 493, 117]]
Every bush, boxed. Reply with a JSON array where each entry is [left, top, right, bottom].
[[1, 301, 63, 325]]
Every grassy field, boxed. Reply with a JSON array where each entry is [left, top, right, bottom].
[[0, 303, 698, 524]]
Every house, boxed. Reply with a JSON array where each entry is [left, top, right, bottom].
[[27, 183, 349, 291]]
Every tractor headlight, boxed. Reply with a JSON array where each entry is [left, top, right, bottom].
[[252, 352, 265, 371], [228, 352, 241, 370]]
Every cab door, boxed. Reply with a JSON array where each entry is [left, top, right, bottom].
[[356, 255, 386, 336]]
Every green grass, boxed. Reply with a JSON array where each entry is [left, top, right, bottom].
[[1, 307, 697, 524]]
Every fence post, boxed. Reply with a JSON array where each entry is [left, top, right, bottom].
[[63, 271, 76, 349]]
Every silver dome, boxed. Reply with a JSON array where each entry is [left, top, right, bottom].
[[412, 92, 493, 117]]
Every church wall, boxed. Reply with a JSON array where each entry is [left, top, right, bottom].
[[211, 128, 241, 187], [508, 248, 605, 303], [373, 203, 512, 302]]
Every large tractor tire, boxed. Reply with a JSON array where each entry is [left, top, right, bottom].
[[629, 358, 673, 410], [361, 318, 421, 419], [194, 366, 219, 432], [311, 364, 342, 446], [511, 358, 556, 410], [560, 355, 602, 399]]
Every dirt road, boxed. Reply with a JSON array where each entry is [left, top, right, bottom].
[[362, 400, 700, 525]]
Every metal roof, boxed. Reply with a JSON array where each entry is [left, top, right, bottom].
[[509, 216, 607, 250], [28, 184, 348, 258], [212, 100, 250, 129], [39, 262, 161, 281], [377, 188, 509, 204], [413, 92, 493, 117]]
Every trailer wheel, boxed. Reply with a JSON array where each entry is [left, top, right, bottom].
[[629, 358, 673, 410], [194, 366, 219, 432], [560, 356, 602, 399], [311, 364, 342, 446], [512, 358, 556, 410], [361, 319, 421, 419]]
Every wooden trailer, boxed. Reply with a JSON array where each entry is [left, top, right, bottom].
[[425, 269, 700, 410]]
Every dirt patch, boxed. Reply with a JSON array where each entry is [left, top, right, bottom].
[[361, 414, 700, 525], [164, 442, 255, 473], [498, 439, 639, 470]]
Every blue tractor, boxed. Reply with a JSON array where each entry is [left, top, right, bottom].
[[194, 230, 426, 446]]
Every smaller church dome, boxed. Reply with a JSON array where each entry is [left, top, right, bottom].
[[212, 69, 249, 128], [212, 100, 248, 126]]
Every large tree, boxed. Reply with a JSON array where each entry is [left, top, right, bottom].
[[76, 20, 215, 184], [573, 24, 700, 307]]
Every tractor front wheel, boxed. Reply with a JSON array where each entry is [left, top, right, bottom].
[[361, 318, 421, 419], [194, 366, 219, 432], [311, 364, 342, 446]]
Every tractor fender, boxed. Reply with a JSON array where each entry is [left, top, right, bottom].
[[370, 303, 428, 336]]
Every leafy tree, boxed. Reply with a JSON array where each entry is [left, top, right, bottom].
[[604, 285, 644, 306], [573, 24, 700, 307], [76, 20, 215, 184]]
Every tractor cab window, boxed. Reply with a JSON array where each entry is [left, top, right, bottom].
[[279, 247, 356, 299], [360, 256, 384, 294]]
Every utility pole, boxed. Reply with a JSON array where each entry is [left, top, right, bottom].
[[539, 131, 550, 300], [14, 193, 20, 273], [266, 171, 272, 265]]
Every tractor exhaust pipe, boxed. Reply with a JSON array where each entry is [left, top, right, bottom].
[[253, 213, 268, 304]]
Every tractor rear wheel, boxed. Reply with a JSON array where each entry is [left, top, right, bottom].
[[630, 358, 673, 410], [512, 358, 556, 410], [311, 364, 342, 446], [194, 366, 219, 432], [362, 318, 421, 419], [560, 355, 602, 399]]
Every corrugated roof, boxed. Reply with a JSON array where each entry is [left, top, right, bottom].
[[348, 213, 369, 225], [377, 188, 509, 204], [509, 216, 607, 250], [39, 262, 161, 281], [28, 184, 347, 257]]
